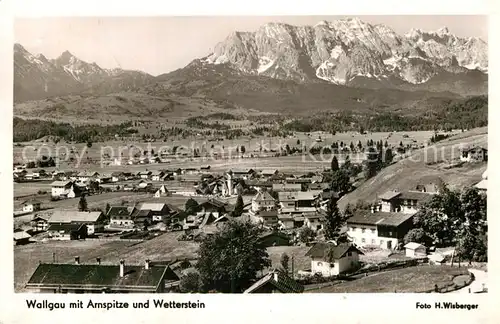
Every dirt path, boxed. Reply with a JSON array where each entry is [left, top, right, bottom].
[[450, 269, 487, 294]]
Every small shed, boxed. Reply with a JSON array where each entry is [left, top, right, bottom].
[[428, 252, 446, 265], [13, 230, 31, 245], [404, 242, 427, 258]]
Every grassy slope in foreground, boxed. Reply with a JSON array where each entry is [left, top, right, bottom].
[[338, 127, 488, 210]]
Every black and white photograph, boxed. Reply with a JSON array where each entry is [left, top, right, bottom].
[[12, 14, 488, 296]]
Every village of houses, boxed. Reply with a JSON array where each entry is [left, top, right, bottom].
[[12, 144, 488, 294]]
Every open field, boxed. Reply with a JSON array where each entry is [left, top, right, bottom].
[[310, 265, 470, 293], [14, 231, 201, 292], [339, 127, 487, 209], [14, 240, 133, 292], [14, 191, 152, 209], [13, 130, 437, 166]]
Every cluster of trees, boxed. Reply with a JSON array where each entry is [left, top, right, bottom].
[[430, 133, 451, 143], [185, 117, 231, 130], [279, 96, 487, 134], [404, 186, 487, 262], [25, 156, 56, 168], [13, 117, 137, 143], [180, 220, 271, 293], [363, 144, 393, 179]]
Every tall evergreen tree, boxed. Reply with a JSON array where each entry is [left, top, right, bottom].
[[233, 195, 244, 217], [78, 195, 88, 212], [323, 197, 348, 243], [331, 155, 339, 172]]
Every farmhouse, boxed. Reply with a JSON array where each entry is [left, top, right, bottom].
[[272, 183, 302, 192], [51, 181, 81, 199], [244, 270, 304, 293], [111, 172, 125, 182], [346, 211, 415, 250], [25, 259, 179, 293], [129, 209, 154, 228], [108, 206, 136, 229], [48, 210, 106, 235], [136, 202, 174, 223], [254, 209, 279, 226], [13, 229, 31, 245], [47, 223, 87, 240], [138, 171, 152, 179], [278, 191, 319, 209], [21, 199, 41, 213], [305, 243, 363, 277], [151, 171, 165, 181], [77, 171, 99, 183], [378, 190, 434, 214], [460, 146, 488, 163], [404, 242, 427, 258], [250, 191, 276, 214], [304, 213, 325, 231], [31, 214, 51, 232], [228, 168, 256, 180]]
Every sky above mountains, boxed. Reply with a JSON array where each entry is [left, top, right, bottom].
[[15, 16, 488, 76]]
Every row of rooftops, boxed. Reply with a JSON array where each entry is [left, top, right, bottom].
[[26, 258, 180, 292]]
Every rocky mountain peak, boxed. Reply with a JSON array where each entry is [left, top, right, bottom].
[[201, 18, 488, 86]]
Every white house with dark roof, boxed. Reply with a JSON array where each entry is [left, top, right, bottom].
[[22, 199, 41, 213], [136, 202, 174, 223], [305, 243, 363, 277], [378, 190, 434, 214], [48, 210, 106, 235], [51, 181, 79, 198], [460, 145, 488, 163], [251, 191, 276, 213], [151, 171, 165, 181], [346, 211, 415, 250]]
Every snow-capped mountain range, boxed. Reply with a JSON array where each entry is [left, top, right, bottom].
[[14, 44, 154, 102], [14, 18, 487, 103], [202, 18, 488, 86]]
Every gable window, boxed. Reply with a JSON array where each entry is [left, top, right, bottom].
[[347, 252, 352, 257]]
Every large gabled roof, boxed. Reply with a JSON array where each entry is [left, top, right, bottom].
[[26, 263, 178, 291], [243, 271, 303, 293], [346, 211, 415, 227], [305, 243, 363, 261], [253, 191, 275, 202], [48, 211, 103, 224]]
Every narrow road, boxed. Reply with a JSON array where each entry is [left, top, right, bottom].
[[450, 269, 487, 294]]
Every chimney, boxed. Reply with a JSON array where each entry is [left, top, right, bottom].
[[273, 272, 279, 282], [96, 257, 101, 265], [370, 206, 375, 213], [119, 260, 125, 277], [145, 259, 151, 270], [75, 256, 80, 265]]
